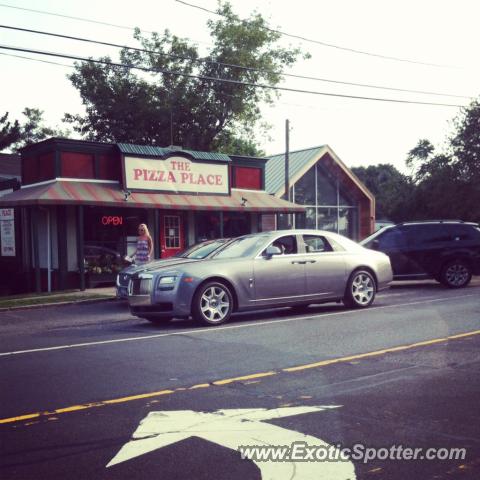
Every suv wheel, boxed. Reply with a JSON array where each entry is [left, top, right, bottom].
[[192, 281, 233, 325], [344, 270, 376, 308], [440, 260, 472, 288]]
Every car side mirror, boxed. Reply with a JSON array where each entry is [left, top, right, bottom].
[[371, 239, 380, 250], [265, 245, 282, 258]]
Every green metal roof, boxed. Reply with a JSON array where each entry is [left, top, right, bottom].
[[265, 145, 326, 194], [117, 143, 232, 163]]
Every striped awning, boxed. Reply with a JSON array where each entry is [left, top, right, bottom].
[[0, 180, 304, 213]]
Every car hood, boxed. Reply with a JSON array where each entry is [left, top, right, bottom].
[[120, 257, 198, 276]]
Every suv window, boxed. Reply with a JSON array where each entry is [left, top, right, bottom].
[[405, 225, 451, 244], [447, 224, 480, 241], [376, 227, 408, 249], [303, 235, 333, 253]]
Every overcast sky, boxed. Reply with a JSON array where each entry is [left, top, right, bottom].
[[1, 0, 479, 173]]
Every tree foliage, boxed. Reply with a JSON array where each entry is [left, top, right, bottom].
[[406, 99, 480, 223], [64, 2, 307, 155], [352, 164, 415, 222], [0, 112, 21, 151], [0, 108, 65, 152]]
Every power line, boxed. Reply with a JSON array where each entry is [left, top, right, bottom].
[[0, 2, 210, 46], [0, 43, 465, 108], [0, 1, 463, 70], [175, 0, 461, 69], [0, 24, 471, 100], [0, 51, 74, 68], [0, 2, 150, 33]]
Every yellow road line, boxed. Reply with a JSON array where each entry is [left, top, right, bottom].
[[212, 371, 277, 385], [2, 329, 480, 426]]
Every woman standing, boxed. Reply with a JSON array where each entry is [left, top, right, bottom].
[[134, 223, 153, 265]]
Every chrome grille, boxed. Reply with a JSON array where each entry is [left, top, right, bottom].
[[139, 278, 152, 295]]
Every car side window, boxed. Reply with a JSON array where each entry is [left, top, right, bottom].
[[303, 235, 333, 253], [264, 235, 298, 256]]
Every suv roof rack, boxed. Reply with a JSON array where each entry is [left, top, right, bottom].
[[398, 220, 465, 225]]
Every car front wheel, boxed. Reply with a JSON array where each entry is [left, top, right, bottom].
[[192, 281, 233, 326], [440, 260, 472, 288], [344, 270, 376, 308]]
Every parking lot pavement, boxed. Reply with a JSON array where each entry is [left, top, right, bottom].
[[1, 332, 479, 480]]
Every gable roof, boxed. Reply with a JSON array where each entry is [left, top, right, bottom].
[[265, 145, 373, 201], [265, 145, 325, 195]]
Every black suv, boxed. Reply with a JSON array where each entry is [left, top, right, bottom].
[[360, 221, 480, 288]]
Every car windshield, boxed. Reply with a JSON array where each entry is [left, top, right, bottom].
[[359, 227, 391, 246], [176, 240, 228, 259], [212, 235, 269, 259]]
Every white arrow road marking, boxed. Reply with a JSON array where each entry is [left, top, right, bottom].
[[107, 406, 356, 479]]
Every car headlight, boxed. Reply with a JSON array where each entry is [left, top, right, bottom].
[[157, 276, 177, 290], [159, 276, 177, 285]]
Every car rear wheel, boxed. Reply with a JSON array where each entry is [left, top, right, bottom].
[[440, 260, 472, 288], [192, 281, 233, 326], [343, 270, 376, 308]]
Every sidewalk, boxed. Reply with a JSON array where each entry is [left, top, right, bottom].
[[0, 286, 117, 311]]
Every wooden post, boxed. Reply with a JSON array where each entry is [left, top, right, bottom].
[[76, 205, 85, 291], [31, 206, 41, 293]]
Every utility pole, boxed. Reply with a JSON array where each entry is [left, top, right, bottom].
[[285, 119, 290, 202], [285, 119, 292, 229]]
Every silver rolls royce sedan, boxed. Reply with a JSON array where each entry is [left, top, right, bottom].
[[127, 230, 393, 326]]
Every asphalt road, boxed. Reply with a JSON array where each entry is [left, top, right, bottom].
[[1, 280, 479, 479]]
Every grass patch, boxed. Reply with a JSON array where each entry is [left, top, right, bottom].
[[0, 293, 114, 309]]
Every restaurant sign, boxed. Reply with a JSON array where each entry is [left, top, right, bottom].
[[124, 156, 229, 194], [0, 208, 15, 257]]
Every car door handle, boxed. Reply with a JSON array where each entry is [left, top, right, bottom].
[[291, 260, 307, 264]]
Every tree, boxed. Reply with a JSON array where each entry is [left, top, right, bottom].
[[64, 2, 308, 155], [0, 112, 21, 151], [0, 108, 67, 152], [351, 164, 415, 222], [405, 99, 480, 223]]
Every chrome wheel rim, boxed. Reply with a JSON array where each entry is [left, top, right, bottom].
[[200, 286, 230, 323], [351, 273, 374, 305], [445, 264, 469, 286]]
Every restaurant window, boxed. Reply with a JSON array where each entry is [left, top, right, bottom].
[[293, 166, 315, 205], [223, 212, 250, 238], [195, 212, 221, 242], [316, 164, 338, 206], [290, 162, 359, 238], [83, 207, 148, 274]]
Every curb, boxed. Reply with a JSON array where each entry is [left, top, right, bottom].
[[0, 296, 118, 312]]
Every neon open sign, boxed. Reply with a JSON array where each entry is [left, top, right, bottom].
[[101, 216, 123, 226]]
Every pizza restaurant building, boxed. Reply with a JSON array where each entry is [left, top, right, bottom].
[[0, 138, 302, 294]]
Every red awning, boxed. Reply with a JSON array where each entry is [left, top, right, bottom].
[[0, 180, 304, 213]]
